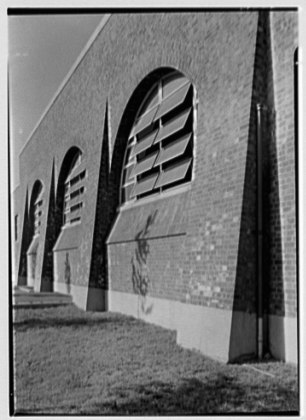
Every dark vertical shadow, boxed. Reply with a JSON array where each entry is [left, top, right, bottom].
[[17, 190, 29, 285], [25, 181, 43, 288], [229, 11, 285, 361], [87, 104, 110, 310], [8, 65, 15, 416], [293, 47, 300, 370], [41, 161, 56, 292], [266, 105, 285, 359], [264, 19, 285, 361], [64, 252, 71, 294], [228, 94, 258, 362]]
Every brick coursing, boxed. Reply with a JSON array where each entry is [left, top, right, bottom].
[[268, 12, 298, 318]]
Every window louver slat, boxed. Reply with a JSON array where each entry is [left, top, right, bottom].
[[65, 206, 82, 221], [130, 152, 158, 178], [34, 190, 43, 205], [130, 105, 159, 137], [163, 76, 188, 98], [154, 108, 191, 144], [70, 217, 81, 224], [68, 194, 84, 209], [69, 170, 86, 187], [66, 159, 85, 182], [154, 83, 190, 121], [124, 183, 134, 202], [34, 206, 42, 215], [66, 178, 86, 196], [154, 133, 191, 166], [70, 186, 84, 200], [130, 129, 159, 157], [123, 164, 135, 183], [155, 158, 192, 188], [71, 202, 83, 212], [131, 173, 158, 197]]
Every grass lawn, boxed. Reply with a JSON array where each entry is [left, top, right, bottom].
[[12, 304, 299, 415]]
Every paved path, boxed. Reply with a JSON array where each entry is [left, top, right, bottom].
[[13, 286, 72, 308]]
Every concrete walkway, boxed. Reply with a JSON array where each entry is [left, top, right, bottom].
[[13, 286, 73, 308]]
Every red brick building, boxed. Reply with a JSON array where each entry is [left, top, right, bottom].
[[13, 10, 299, 363]]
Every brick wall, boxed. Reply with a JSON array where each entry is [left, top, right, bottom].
[[268, 12, 298, 317], [109, 236, 186, 303], [107, 12, 259, 312]]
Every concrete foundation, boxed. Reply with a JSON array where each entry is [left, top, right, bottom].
[[269, 314, 298, 364], [109, 290, 257, 363], [54, 281, 106, 311]]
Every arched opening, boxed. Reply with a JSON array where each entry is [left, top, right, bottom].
[[56, 147, 85, 231], [26, 180, 44, 287], [53, 146, 86, 295], [120, 69, 195, 205]]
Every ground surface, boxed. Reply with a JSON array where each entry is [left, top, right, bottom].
[[12, 304, 299, 415]]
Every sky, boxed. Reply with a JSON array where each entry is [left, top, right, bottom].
[[8, 14, 104, 189]]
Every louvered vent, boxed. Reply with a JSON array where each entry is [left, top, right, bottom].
[[121, 71, 194, 204], [34, 185, 43, 235], [63, 151, 86, 225]]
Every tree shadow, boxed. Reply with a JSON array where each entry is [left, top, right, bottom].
[[86, 375, 298, 415], [14, 372, 299, 416], [131, 210, 158, 316]]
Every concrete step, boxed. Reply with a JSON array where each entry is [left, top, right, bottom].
[[15, 285, 34, 293], [13, 289, 73, 308]]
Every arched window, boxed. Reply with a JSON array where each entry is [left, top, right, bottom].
[[33, 182, 43, 235], [26, 179, 44, 287], [28, 180, 44, 238], [62, 149, 86, 226], [121, 70, 195, 204]]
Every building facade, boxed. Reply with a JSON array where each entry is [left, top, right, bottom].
[[13, 11, 298, 363]]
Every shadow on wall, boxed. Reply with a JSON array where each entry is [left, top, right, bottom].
[[87, 105, 111, 311], [229, 11, 285, 361], [41, 161, 57, 292], [264, 106, 286, 360], [18, 180, 45, 289], [85, 374, 298, 415], [65, 252, 71, 294], [18, 190, 29, 286], [131, 210, 158, 317]]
